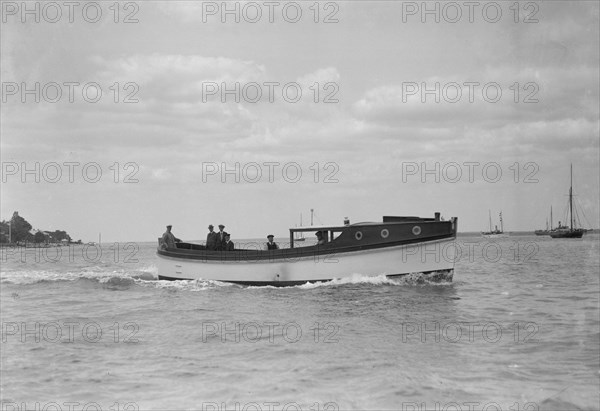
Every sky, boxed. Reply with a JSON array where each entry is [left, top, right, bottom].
[[1, 0, 599, 242]]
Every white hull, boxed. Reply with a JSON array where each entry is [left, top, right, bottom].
[[157, 238, 456, 284]]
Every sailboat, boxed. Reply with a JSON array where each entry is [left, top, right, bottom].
[[549, 165, 586, 239], [481, 210, 509, 238], [534, 206, 553, 236], [294, 213, 306, 241]]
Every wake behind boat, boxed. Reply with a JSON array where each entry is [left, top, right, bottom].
[[156, 212, 458, 286]]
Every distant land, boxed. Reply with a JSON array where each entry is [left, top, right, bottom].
[[0, 211, 79, 244]]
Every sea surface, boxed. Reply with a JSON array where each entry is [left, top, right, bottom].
[[1, 234, 599, 411]]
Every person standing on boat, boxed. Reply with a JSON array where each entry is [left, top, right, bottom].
[[206, 224, 218, 250], [216, 224, 227, 250], [160, 225, 181, 249], [224, 233, 234, 251], [265, 235, 279, 250]]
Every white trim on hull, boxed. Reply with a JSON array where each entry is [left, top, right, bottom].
[[156, 238, 456, 284]]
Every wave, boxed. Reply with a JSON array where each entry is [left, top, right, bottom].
[[261, 271, 455, 290], [0, 264, 158, 286], [1, 267, 453, 292], [137, 278, 235, 292]]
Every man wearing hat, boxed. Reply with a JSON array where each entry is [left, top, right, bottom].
[[265, 235, 279, 250], [160, 225, 181, 249], [223, 233, 234, 251], [206, 224, 218, 250], [216, 224, 228, 251]]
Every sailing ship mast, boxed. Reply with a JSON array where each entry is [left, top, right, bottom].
[[488, 210, 492, 232], [569, 164, 574, 230], [294, 213, 306, 241], [549, 164, 585, 239], [499, 212, 504, 232]]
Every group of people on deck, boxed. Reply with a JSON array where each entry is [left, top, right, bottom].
[[206, 224, 280, 251], [205, 224, 234, 251], [162, 224, 331, 251]]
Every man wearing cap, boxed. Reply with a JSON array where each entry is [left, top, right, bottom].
[[265, 235, 279, 250], [224, 233, 234, 251], [206, 224, 218, 250], [160, 225, 181, 249], [216, 224, 228, 251]]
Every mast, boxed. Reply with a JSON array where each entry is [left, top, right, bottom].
[[311, 208, 314, 226], [499, 212, 504, 232], [550, 206, 553, 230], [569, 164, 574, 230], [488, 210, 492, 232]]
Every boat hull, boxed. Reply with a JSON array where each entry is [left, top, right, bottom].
[[549, 229, 585, 239], [156, 237, 456, 286]]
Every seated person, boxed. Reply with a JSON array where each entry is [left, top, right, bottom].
[[224, 233, 234, 251], [265, 235, 279, 250], [315, 231, 327, 245]]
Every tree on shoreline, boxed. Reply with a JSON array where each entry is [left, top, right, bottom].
[[34, 231, 47, 243], [0, 211, 73, 244], [8, 211, 32, 242]]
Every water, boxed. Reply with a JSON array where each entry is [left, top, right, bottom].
[[1, 235, 598, 410]]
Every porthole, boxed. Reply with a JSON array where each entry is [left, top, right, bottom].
[[381, 229, 389, 238], [412, 226, 421, 235], [355, 231, 363, 240]]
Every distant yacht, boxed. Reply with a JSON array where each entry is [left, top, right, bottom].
[[294, 212, 306, 242], [534, 206, 553, 236], [549, 165, 586, 239], [482, 210, 509, 238]]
